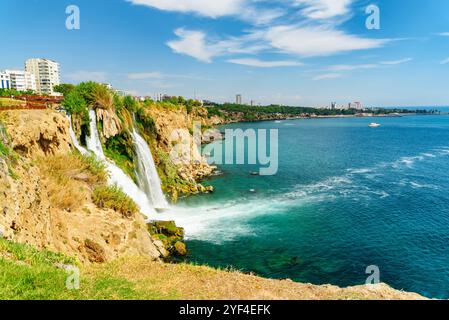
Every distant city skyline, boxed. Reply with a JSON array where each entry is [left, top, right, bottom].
[[2, 0, 449, 107]]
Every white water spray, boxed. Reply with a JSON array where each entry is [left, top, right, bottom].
[[131, 130, 169, 210]]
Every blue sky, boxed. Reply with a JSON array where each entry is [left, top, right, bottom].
[[2, 0, 449, 107]]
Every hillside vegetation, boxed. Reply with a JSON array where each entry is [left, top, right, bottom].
[[205, 102, 438, 122]]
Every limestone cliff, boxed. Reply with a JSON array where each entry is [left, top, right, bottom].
[[139, 104, 216, 200], [0, 110, 161, 263], [2, 110, 73, 157], [96, 108, 123, 139]]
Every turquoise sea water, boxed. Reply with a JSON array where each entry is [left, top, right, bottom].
[[168, 115, 449, 299]]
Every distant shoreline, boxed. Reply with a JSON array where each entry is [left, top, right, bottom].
[[220, 112, 444, 125]]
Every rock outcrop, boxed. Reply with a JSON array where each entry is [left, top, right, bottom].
[[1, 110, 72, 157], [142, 104, 216, 198], [147, 220, 186, 257], [96, 108, 122, 139]]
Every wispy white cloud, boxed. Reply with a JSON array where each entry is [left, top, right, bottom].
[[166, 29, 218, 62], [380, 58, 413, 65], [440, 57, 449, 65], [313, 73, 343, 80], [329, 64, 377, 71], [437, 32, 449, 37], [127, 0, 353, 22], [227, 58, 303, 68], [293, 0, 353, 19], [167, 25, 389, 62], [326, 58, 412, 73], [263, 25, 388, 57], [132, 0, 391, 64], [127, 0, 283, 24], [126, 0, 244, 18], [167, 28, 265, 62]]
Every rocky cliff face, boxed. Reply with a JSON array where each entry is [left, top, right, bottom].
[[2, 110, 73, 157], [141, 104, 216, 200], [96, 108, 123, 139], [0, 110, 162, 263]]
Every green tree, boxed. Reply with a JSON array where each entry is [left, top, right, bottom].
[[54, 84, 76, 96], [62, 91, 88, 120], [92, 84, 113, 110], [123, 95, 138, 113]]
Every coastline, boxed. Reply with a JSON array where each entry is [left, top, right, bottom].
[[0, 106, 437, 300], [177, 113, 449, 300], [217, 112, 443, 125]]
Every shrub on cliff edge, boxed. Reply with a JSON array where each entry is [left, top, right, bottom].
[[92, 185, 138, 218]]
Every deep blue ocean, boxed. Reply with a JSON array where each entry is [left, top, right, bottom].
[[166, 114, 449, 299]]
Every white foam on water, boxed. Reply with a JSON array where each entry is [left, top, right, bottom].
[[392, 156, 425, 169], [422, 153, 436, 158], [347, 168, 373, 174], [398, 179, 440, 190], [165, 147, 449, 243]]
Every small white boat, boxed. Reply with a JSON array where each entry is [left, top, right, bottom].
[[369, 122, 381, 128]]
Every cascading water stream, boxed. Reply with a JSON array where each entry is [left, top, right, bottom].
[[131, 130, 169, 210], [80, 110, 156, 217], [68, 116, 88, 155]]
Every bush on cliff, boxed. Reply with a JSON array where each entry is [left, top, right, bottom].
[[53, 84, 76, 96], [92, 84, 114, 110], [62, 91, 89, 122], [92, 185, 138, 218], [104, 130, 137, 181]]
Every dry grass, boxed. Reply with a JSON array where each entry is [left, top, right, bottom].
[[82, 257, 426, 300], [37, 153, 107, 211], [0, 98, 25, 107]]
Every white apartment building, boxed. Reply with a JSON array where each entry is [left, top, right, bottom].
[[0, 72, 11, 89], [4, 70, 37, 92], [25, 58, 60, 95]]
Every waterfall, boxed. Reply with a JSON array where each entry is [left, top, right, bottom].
[[86, 110, 105, 160], [131, 130, 169, 210], [68, 116, 88, 155], [83, 110, 156, 217]]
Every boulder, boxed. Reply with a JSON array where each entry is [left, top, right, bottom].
[[174, 241, 187, 256]]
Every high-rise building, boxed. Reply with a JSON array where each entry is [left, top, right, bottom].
[[0, 72, 11, 89], [4, 70, 37, 92], [25, 58, 60, 95], [236, 94, 242, 105], [349, 101, 364, 110]]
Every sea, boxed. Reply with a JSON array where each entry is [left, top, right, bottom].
[[165, 112, 449, 299]]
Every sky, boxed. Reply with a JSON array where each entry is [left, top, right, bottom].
[[2, 0, 449, 107]]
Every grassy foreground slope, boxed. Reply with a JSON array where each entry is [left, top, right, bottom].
[[0, 239, 425, 300]]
